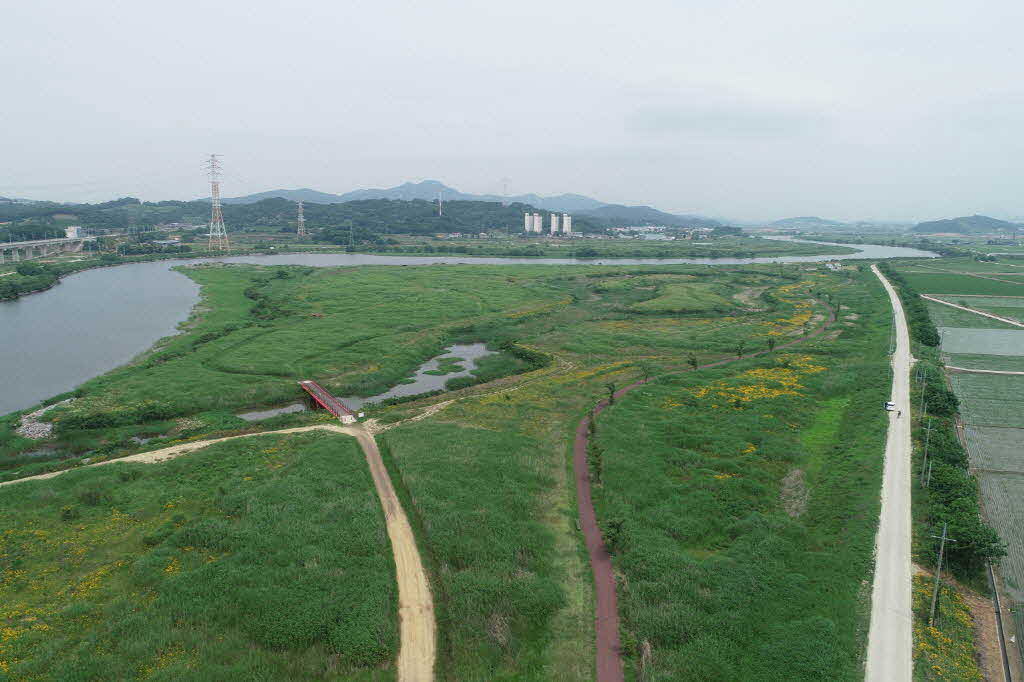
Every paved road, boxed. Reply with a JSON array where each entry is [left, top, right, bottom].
[[865, 265, 915, 682], [0, 424, 437, 681]]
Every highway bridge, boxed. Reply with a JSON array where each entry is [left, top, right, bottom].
[[0, 236, 94, 264]]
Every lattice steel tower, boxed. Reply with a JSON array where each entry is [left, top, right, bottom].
[[205, 154, 229, 251], [296, 200, 306, 237]]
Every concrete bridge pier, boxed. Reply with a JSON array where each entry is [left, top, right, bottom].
[[0, 237, 90, 264]]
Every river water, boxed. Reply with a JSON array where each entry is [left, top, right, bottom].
[[0, 240, 936, 415]]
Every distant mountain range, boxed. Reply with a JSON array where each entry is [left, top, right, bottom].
[[220, 180, 720, 227], [771, 216, 847, 230], [912, 214, 1023, 234]]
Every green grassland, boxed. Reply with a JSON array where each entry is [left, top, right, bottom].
[[588, 270, 891, 681], [1, 259, 889, 679], [0, 431, 396, 680], [630, 282, 737, 314]]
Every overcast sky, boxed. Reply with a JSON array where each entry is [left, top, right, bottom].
[[2, 0, 1022, 222]]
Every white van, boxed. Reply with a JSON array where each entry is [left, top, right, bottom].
[[885, 401, 896, 411]]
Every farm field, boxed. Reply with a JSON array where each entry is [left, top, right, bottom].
[[937, 328, 1024, 356], [0, 431, 397, 680], [898, 272, 1024, 296], [924, 300, 1019, 329], [0, 259, 893, 679], [978, 475, 1024, 601], [904, 254, 1024, 670], [910, 259, 1024, 274], [964, 426, 1024, 473], [949, 373, 1024, 428], [946, 354, 1024, 372]]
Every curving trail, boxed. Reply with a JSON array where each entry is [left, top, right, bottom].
[[0, 424, 436, 682], [575, 299, 837, 681]]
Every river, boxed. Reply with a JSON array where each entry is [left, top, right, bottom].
[[0, 240, 936, 415]]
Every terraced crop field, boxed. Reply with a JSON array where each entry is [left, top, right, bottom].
[[964, 426, 1024, 473]]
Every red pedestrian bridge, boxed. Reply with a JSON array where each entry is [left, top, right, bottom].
[[298, 380, 358, 423]]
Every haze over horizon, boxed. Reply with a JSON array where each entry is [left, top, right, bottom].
[[3, 0, 1022, 223]]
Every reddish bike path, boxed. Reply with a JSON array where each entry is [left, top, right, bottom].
[[574, 299, 837, 682]]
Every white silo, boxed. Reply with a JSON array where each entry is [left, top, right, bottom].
[[550, 213, 560, 234], [533, 213, 543, 233], [562, 214, 572, 234]]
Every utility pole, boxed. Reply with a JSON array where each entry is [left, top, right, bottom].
[[919, 418, 933, 485], [205, 154, 229, 251], [918, 366, 928, 423], [296, 200, 306, 238], [929, 523, 956, 625]]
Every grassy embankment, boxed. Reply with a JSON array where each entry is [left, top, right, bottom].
[[0, 431, 397, 679], [3, 260, 860, 679]]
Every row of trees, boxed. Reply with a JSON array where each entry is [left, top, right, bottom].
[[882, 265, 1005, 575], [877, 262, 940, 346]]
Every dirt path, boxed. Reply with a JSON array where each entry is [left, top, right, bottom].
[[865, 264, 915, 682], [574, 296, 837, 682], [947, 366, 1024, 376], [0, 423, 436, 681], [921, 294, 1024, 328]]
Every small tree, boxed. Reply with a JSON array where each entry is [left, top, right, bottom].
[[588, 443, 604, 483], [687, 354, 698, 371], [767, 337, 776, 352], [605, 382, 617, 405], [637, 361, 654, 383], [736, 341, 746, 358]]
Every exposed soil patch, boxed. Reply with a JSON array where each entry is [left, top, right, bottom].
[[733, 286, 769, 310], [780, 468, 808, 518]]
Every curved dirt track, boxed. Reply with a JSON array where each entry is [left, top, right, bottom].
[[0, 424, 436, 682], [575, 299, 837, 682]]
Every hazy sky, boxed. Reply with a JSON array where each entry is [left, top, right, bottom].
[[2, 0, 1022, 222]]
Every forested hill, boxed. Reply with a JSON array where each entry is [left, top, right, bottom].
[[913, 214, 1021, 234], [580, 204, 719, 228], [0, 196, 608, 237]]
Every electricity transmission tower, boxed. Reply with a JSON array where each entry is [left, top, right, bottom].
[[296, 200, 306, 237], [205, 154, 229, 251]]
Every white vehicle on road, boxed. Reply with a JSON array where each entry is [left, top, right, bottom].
[[885, 401, 896, 411]]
